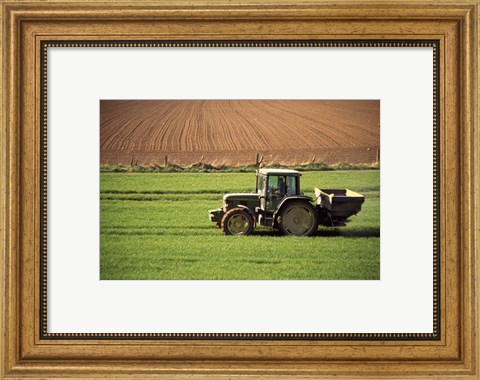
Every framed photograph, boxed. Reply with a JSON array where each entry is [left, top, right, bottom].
[[1, 0, 478, 378]]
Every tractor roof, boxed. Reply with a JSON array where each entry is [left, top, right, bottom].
[[258, 168, 301, 176]]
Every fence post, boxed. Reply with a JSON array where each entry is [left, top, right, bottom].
[[255, 153, 264, 167]]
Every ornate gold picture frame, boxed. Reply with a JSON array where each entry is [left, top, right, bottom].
[[1, 0, 478, 378]]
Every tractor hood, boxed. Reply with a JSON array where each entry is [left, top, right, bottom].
[[223, 193, 258, 201], [223, 193, 259, 202], [223, 193, 260, 212]]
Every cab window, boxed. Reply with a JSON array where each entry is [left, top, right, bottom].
[[267, 175, 298, 196], [286, 176, 297, 195], [268, 175, 287, 197]]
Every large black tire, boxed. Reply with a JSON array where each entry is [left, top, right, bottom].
[[221, 208, 254, 236], [277, 201, 318, 236]]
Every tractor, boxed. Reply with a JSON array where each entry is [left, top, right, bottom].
[[208, 168, 364, 236]]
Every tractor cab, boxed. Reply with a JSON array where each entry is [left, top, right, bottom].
[[256, 169, 303, 226]]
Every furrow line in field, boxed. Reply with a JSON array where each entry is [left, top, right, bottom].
[[100, 100, 380, 165]]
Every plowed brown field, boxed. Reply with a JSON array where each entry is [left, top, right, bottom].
[[100, 100, 380, 167]]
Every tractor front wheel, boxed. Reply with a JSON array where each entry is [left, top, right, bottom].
[[221, 208, 254, 236], [277, 201, 318, 236]]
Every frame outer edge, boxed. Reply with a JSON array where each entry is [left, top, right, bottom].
[[459, 2, 479, 376], [472, 2, 479, 377], [1, 0, 479, 378], [0, 1, 477, 21], [0, 4, 5, 380], [2, 1, 21, 378]]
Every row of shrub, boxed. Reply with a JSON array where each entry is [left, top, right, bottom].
[[100, 162, 380, 173]]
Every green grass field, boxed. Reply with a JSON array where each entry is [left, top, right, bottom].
[[100, 171, 380, 280]]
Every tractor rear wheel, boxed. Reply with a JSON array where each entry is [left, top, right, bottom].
[[221, 208, 254, 236], [277, 201, 318, 236]]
